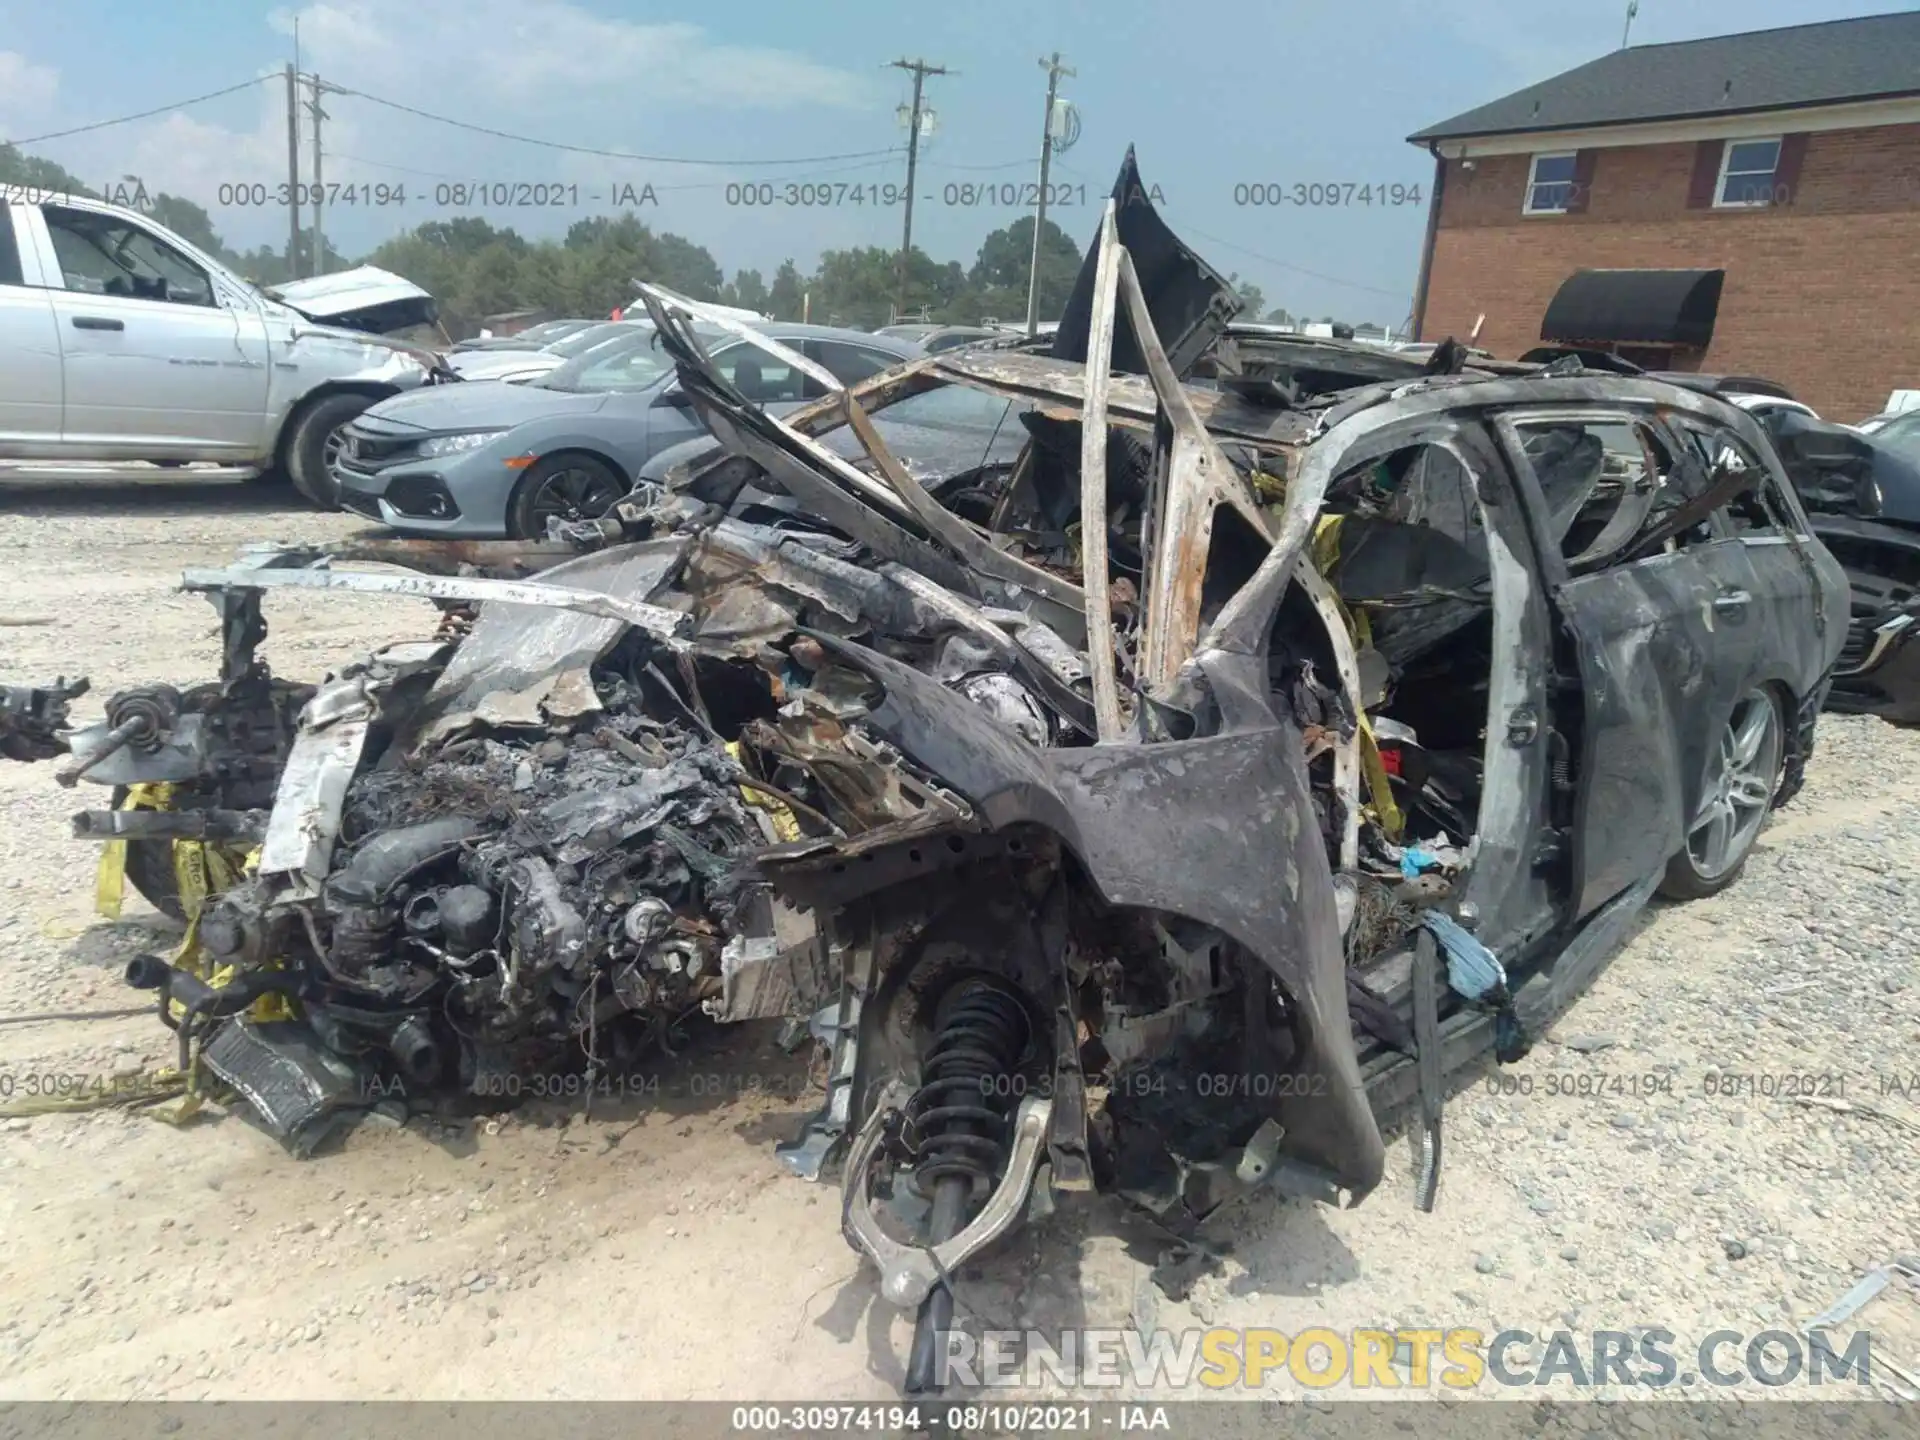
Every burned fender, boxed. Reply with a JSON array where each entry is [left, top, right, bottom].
[[1052, 148, 1242, 379], [787, 634, 1385, 1200]]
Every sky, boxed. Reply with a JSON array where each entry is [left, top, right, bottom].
[[0, 0, 1906, 327]]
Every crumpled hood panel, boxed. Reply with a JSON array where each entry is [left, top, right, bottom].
[[266, 266, 439, 336]]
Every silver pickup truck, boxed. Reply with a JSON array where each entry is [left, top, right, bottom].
[[0, 186, 446, 506]]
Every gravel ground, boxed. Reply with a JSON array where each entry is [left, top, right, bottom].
[[1, 477, 1916, 1412]]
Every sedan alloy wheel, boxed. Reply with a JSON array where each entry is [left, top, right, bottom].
[[1684, 688, 1782, 883]]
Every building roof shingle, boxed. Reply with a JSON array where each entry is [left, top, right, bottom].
[[1409, 10, 1920, 144]]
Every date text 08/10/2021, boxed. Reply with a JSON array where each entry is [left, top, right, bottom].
[[193, 179, 1124, 211], [211, 181, 660, 210]]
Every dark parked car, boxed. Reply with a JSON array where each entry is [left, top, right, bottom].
[[874, 322, 1008, 353], [1761, 406, 1920, 722]]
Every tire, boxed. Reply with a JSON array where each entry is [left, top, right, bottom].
[[1657, 687, 1786, 901], [506, 453, 627, 539], [108, 787, 187, 922], [284, 393, 375, 510]]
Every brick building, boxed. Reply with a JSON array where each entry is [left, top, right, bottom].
[[1406, 12, 1920, 421]]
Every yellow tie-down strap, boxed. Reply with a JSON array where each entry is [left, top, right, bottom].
[[89, 784, 294, 1117], [94, 781, 173, 921], [1312, 516, 1405, 842], [727, 741, 803, 843], [95, 783, 267, 966]]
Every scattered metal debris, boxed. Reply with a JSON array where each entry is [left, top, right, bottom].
[[1804, 1260, 1920, 1401]]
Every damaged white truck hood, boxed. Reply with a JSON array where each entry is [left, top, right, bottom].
[[263, 266, 440, 338]]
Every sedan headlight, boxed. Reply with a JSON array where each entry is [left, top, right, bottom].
[[416, 429, 507, 458]]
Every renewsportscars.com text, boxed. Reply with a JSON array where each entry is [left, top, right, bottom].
[[935, 1326, 1876, 1392]]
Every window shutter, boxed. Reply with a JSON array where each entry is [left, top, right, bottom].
[[1686, 139, 1723, 209], [1564, 150, 1598, 213], [1773, 133, 1809, 205]]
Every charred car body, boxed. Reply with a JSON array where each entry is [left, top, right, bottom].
[[1, 156, 1848, 1392]]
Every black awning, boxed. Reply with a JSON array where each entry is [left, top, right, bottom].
[[1540, 268, 1724, 348]]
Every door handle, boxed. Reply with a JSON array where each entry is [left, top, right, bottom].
[[1713, 589, 1752, 615], [72, 316, 125, 331]]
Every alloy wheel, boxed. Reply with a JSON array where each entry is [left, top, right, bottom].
[[1684, 689, 1782, 882], [321, 425, 350, 481], [530, 465, 624, 526]]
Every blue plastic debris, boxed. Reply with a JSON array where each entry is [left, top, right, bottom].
[[1420, 910, 1506, 999], [1399, 847, 1440, 880], [1420, 910, 1528, 1061]]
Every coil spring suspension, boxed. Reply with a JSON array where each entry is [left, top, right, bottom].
[[905, 978, 1031, 1196], [901, 976, 1033, 1396]]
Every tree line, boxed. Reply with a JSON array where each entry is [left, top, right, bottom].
[[4, 142, 1319, 337]]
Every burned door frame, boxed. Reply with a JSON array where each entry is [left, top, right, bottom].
[[1258, 408, 1563, 958], [1667, 410, 1842, 706], [1494, 398, 1771, 919]]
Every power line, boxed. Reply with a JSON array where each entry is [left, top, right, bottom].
[[1149, 224, 1412, 303], [321, 84, 901, 167], [922, 156, 1035, 172], [3, 76, 271, 146], [1045, 157, 1408, 302], [652, 154, 906, 191], [327, 149, 910, 192], [331, 150, 1058, 193]]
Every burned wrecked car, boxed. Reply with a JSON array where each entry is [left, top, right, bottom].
[[2, 157, 1848, 1391]]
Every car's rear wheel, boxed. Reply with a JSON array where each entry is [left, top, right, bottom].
[[285, 393, 376, 510], [1658, 687, 1785, 900], [506, 454, 626, 539]]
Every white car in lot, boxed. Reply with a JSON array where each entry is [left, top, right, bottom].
[[445, 318, 654, 384], [0, 187, 444, 504], [1854, 390, 1920, 435]]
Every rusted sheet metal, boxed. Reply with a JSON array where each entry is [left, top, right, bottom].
[[839, 391, 1083, 611], [1077, 201, 1127, 742], [179, 564, 692, 640], [634, 282, 843, 396], [673, 360, 948, 501], [1290, 560, 1364, 869], [1114, 247, 1272, 695], [931, 349, 1317, 455], [322, 535, 581, 578], [407, 541, 694, 746], [785, 357, 945, 436]]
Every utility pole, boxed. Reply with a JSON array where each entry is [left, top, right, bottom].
[[1622, 0, 1639, 48], [306, 74, 328, 276], [1025, 52, 1074, 336], [888, 57, 946, 319], [283, 63, 302, 278]]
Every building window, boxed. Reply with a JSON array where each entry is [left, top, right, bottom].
[[1715, 137, 1783, 208], [1524, 152, 1578, 214]]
